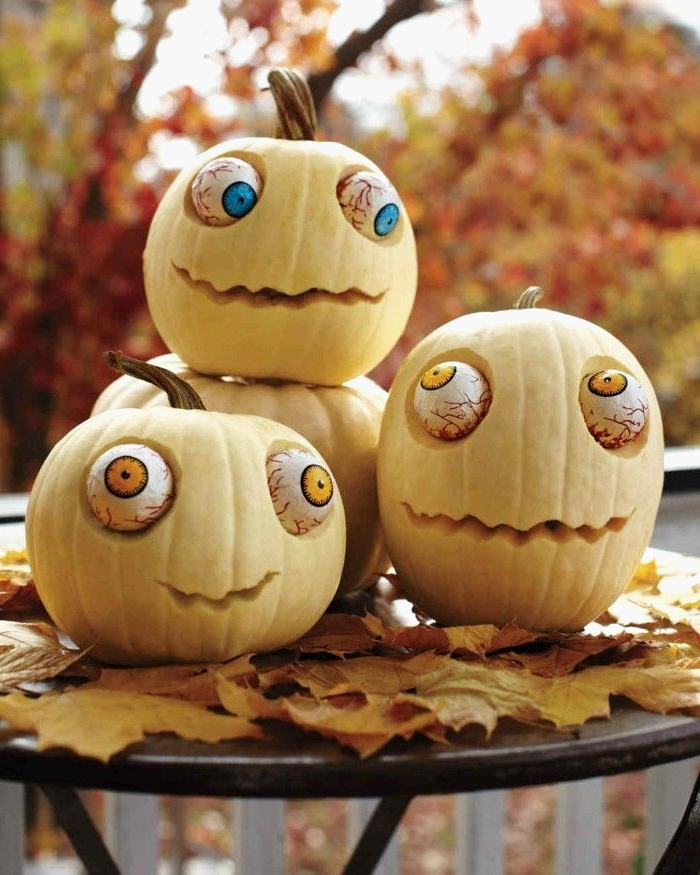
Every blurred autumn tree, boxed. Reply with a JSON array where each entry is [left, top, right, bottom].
[[1, 0, 700, 490], [361, 0, 700, 442]]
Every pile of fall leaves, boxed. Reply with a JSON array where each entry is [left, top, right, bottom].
[[0, 547, 698, 762]]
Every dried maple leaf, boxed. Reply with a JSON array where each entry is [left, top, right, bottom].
[[608, 548, 700, 642], [0, 688, 264, 761], [82, 655, 257, 707], [258, 651, 439, 698], [293, 612, 389, 655], [0, 620, 91, 692], [0, 549, 41, 612], [409, 659, 700, 737], [498, 632, 635, 677], [281, 691, 439, 758]]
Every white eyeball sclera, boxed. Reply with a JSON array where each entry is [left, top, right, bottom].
[[414, 362, 492, 440], [266, 449, 335, 535], [191, 157, 263, 226], [337, 171, 401, 240], [580, 369, 649, 449], [87, 444, 175, 531]]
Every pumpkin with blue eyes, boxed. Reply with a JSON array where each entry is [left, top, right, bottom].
[[143, 68, 417, 385], [26, 354, 345, 665], [377, 288, 665, 632]]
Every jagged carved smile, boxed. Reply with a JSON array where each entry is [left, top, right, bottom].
[[172, 263, 386, 308], [156, 570, 279, 610], [402, 503, 631, 545]]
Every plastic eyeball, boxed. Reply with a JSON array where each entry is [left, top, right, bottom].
[[191, 157, 263, 226], [337, 171, 401, 240], [87, 444, 174, 531], [266, 449, 335, 535], [414, 362, 492, 440], [580, 369, 649, 449]]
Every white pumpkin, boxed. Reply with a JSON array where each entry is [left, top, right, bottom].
[[377, 290, 665, 631]]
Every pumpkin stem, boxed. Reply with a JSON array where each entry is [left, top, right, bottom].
[[514, 286, 544, 309], [267, 67, 317, 141], [106, 351, 206, 411]]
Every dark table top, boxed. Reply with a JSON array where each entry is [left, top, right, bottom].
[[1, 486, 699, 799]]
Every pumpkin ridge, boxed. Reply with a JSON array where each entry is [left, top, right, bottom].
[[171, 264, 387, 305], [155, 570, 280, 610], [400, 503, 631, 544]]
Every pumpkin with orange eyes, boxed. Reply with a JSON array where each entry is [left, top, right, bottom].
[[142, 69, 417, 386], [26, 355, 345, 665], [91, 353, 389, 593], [377, 288, 665, 632]]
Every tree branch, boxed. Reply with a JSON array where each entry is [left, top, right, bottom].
[[307, 0, 435, 110]]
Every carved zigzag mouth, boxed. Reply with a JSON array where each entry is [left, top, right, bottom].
[[402, 503, 630, 545], [156, 570, 279, 610], [172, 264, 385, 308]]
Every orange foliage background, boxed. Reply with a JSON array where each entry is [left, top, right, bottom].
[[2, 0, 700, 489]]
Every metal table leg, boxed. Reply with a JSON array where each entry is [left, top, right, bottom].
[[39, 784, 122, 875], [653, 769, 700, 875], [342, 795, 413, 875]]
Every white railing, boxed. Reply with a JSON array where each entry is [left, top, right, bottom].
[[5, 760, 698, 874]]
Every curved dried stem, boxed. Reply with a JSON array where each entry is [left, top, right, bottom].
[[267, 68, 317, 141], [106, 351, 206, 410], [514, 286, 544, 309]]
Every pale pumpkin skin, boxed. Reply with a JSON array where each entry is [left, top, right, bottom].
[[377, 307, 665, 631], [92, 354, 390, 593], [26, 409, 345, 665], [143, 137, 417, 385]]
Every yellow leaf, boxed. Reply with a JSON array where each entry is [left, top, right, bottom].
[[215, 675, 286, 721], [0, 688, 263, 761], [282, 692, 438, 758]]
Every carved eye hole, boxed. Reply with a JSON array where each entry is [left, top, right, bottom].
[[87, 444, 174, 531], [580, 369, 649, 449], [191, 157, 263, 226], [337, 171, 401, 240], [414, 361, 492, 441], [266, 449, 335, 535]]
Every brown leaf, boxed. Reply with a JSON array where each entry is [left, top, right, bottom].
[[82, 655, 256, 706], [0, 549, 42, 612], [294, 613, 381, 655], [0, 688, 264, 761], [499, 632, 635, 677]]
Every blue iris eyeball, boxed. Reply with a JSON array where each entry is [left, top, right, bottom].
[[222, 181, 257, 218], [337, 170, 402, 241], [191, 157, 263, 226], [374, 202, 399, 237]]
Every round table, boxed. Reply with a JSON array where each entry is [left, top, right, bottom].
[[0, 703, 698, 875], [2, 493, 699, 874]]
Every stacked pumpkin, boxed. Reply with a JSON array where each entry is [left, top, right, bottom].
[[27, 69, 418, 665], [27, 68, 663, 671]]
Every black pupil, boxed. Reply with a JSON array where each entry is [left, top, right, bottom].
[[120, 470, 130, 480]]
